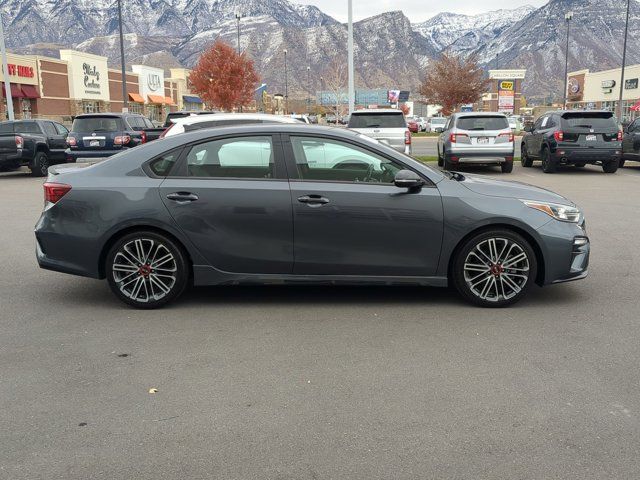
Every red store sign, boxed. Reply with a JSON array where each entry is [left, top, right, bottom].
[[7, 64, 35, 78]]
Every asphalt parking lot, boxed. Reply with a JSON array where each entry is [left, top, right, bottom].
[[1, 162, 640, 479]]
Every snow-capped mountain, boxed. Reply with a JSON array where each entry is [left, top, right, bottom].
[[1, 0, 639, 99]]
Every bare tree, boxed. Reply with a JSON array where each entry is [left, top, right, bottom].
[[322, 58, 347, 119], [419, 53, 491, 116]]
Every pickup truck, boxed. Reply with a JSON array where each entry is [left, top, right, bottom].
[[0, 119, 70, 176], [65, 113, 163, 162]]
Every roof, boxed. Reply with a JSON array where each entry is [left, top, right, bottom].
[[351, 109, 404, 114], [451, 112, 507, 118], [74, 112, 142, 118], [172, 113, 300, 126]]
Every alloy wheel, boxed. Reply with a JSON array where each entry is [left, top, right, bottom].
[[463, 237, 530, 303], [111, 238, 177, 303]]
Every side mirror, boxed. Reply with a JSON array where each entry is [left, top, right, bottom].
[[523, 124, 533, 133], [394, 169, 424, 191]]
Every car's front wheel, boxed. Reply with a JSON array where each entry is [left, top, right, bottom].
[[106, 231, 189, 309], [521, 144, 533, 167], [452, 230, 537, 307]]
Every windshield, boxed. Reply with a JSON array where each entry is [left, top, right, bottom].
[[456, 116, 509, 131], [72, 117, 124, 132], [562, 112, 618, 130], [348, 112, 406, 128]]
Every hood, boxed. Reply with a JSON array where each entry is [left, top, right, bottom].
[[457, 173, 574, 205]]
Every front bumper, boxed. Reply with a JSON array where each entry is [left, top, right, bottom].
[[537, 219, 590, 285]]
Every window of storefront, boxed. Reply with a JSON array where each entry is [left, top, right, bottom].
[[148, 104, 163, 123], [82, 101, 101, 113], [128, 103, 144, 114]]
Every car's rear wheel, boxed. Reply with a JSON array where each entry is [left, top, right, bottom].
[[520, 145, 533, 167], [618, 159, 626, 168], [574, 163, 586, 168], [106, 231, 189, 309], [541, 148, 556, 173], [602, 158, 619, 174], [501, 161, 514, 173], [452, 229, 537, 308], [443, 154, 456, 171], [437, 147, 444, 167], [30, 151, 49, 177]]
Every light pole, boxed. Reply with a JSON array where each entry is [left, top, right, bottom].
[[283, 49, 288, 115], [0, 14, 15, 120], [617, 0, 631, 123], [495, 54, 499, 70], [117, 0, 128, 112], [306, 66, 311, 114], [347, 0, 355, 114], [562, 11, 573, 109], [235, 11, 243, 55]]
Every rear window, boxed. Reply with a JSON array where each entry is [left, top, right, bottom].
[[561, 112, 618, 130], [431, 118, 446, 125], [12, 121, 42, 134], [0, 123, 13, 134], [348, 112, 406, 129], [72, 116, 124, 132], [456, 116, 509, 131]]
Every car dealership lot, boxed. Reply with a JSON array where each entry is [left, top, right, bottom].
[[1, 164, 640, 479]]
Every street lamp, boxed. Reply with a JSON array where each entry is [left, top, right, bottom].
[[0, 14, 15, 120], [617, 0, 631, 123], [562, 11, 573, 109], [306, 66, 311, 114], [283, 49, 288, 115], [235, 11, 244, 55], [117, 0, 128, 112]]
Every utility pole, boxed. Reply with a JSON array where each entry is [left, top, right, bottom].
[[617, 0, 631, 123], [306, 65, 311, 114], [347, 0, 355, 114], [284, 49, 288, 115], [0, 15, 15, 120], [117, 0, 128, 112], [562, 11, 573, 109], [495, 54, 499, 70], [235, 11, 243, 54]]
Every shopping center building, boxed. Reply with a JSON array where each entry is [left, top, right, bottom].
[[567, 65, 640, 123], [1, 50, 204, 124]]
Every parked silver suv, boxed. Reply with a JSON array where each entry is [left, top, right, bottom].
[[437, 112, 515, 173], [348, 109, 412, 155]]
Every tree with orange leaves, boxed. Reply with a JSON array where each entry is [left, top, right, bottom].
[[189, 39, 260, 111]]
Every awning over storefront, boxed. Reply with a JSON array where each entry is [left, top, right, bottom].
[[630, 100, 640, 112], [128, 93, 144, 103], [147, 94, 166, 104], [183, 95, 203, 104], [1, 83, 24, 98], [164, 96, 176, 106], [21, 85, 40, 99]]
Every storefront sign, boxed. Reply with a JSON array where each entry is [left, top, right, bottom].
[[132, 65, 166, 102], [60, 50, 109, 101], [601, 80, 616, 89], [568, 78, 581, 95], [625, 78, 638, 90], [498, 79, 515, 113], [499, 81, 514, 91], [0, 54, 39, 85], [490, 69, 526, 80]]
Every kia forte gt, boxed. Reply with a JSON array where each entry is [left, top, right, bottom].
[[35, 125, 590, 309]]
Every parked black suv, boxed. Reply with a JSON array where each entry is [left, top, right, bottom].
[[66, 113, 162, 162], [0, 119, 69, 176], [621, 117, 640, 168], [521, 110, 622, 173]]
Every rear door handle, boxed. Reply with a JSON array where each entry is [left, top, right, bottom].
[[298, 194, 330, 206], [166, 192, 199, 203]]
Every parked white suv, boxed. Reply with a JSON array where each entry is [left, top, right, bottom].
[[347, 109, 411, 155], [436, 113, 515, 173]]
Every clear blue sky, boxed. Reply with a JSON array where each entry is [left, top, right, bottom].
[[292, 0, 549, 22]]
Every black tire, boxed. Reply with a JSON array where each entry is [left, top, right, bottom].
[[443, 154, 456, 171], [520, 144, 533, 167], [574, 163, 586, 168], [501, 161, 514, 173], [618, 159, 626, 168], [451, 229, 538, 308], [541, 148, 556, 173], [602, 158, 619, 174], [30, 151, 49, 177], [105, 231, 189, 309], [437, 147, 444, 167]]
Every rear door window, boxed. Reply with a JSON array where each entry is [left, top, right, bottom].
[[348, 113, 406, 128], [0, 123, 13, 134], [42, 122, 58, 136], [13, 121, 42, 134], [456, 116, 509, 131]]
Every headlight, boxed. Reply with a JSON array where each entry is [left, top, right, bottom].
[[521, 200, 581, 223]]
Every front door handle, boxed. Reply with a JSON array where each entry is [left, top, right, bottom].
[[297, 194, 330, 206], [167, 192, 199, 204]]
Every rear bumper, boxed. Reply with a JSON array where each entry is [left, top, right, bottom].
[[448, 149, 514, 164], [65, 148, 127, 161], [0, 151, 26, 166], [552, 147, 620, 163]]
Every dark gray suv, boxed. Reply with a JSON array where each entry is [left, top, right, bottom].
[[35, 125, 589, 309]]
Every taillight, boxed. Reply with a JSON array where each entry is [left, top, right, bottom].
[[15, 135, 23, 149], [114, 135, 131, 145], [141, 131, 147, 144], [405, 130, 411, 145], [554, 131, 564, 142], [159, 124, 173, 139], [499, 132, 514, 142], [43, 182, 72, 205], [617, 130, 623, 141], [449, 133, 469, 143], [66, 136, 77, 147]]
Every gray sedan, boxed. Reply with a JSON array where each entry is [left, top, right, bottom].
[[35, 125, 590, 309]]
